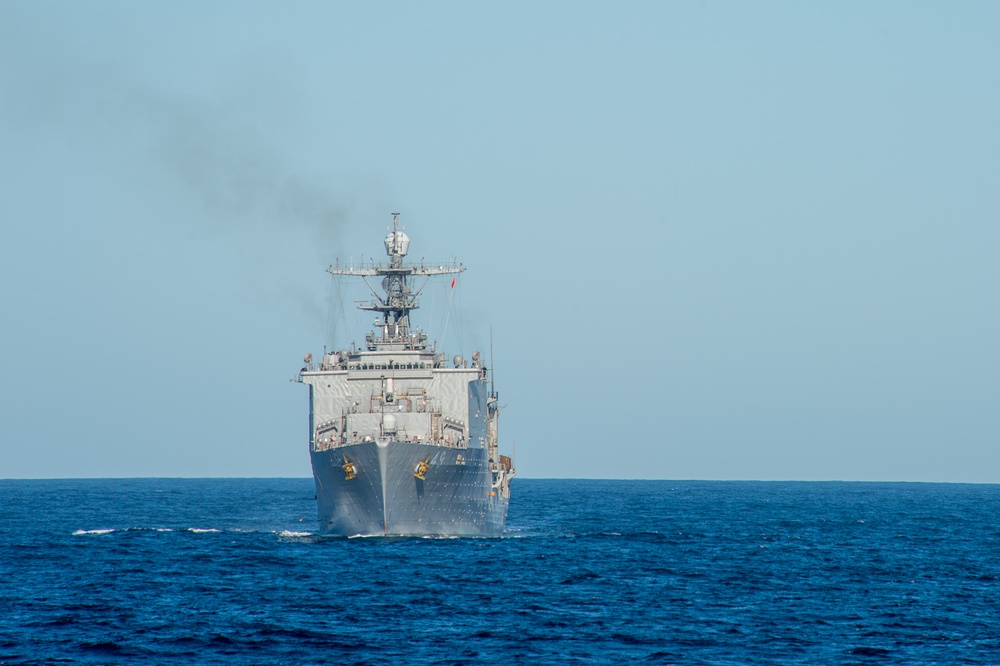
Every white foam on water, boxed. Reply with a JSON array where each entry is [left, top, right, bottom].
[[72, 529, 115, 535], [277, 530, 313, 537], [186, 528, 222, 533]]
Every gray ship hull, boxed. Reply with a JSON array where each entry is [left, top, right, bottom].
[[311, 440, 509, 536]]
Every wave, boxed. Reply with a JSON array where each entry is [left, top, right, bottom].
[[73, 526, 319, 538], [72, 529, 115, 535]]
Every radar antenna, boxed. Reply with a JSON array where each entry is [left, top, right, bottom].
[[327, 212, 465, 351]]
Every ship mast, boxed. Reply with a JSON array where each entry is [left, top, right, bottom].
[[327, 213, 464, 350]]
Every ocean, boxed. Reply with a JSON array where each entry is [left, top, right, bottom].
[[2, 478, 999, 664]]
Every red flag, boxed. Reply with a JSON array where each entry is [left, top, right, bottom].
[[450, 277, 456, 288]]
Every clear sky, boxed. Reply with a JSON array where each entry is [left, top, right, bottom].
[[2, 2, 998, 481]]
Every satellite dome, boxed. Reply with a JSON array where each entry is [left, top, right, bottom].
[[384, 230, 410, 257]]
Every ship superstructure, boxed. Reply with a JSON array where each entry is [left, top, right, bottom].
[[297, 213, 515, 536]]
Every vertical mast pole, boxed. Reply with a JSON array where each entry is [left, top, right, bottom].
[[489, 325, 495, 398]]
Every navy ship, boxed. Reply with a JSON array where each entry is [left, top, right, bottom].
[[297, 214, 515, 536]]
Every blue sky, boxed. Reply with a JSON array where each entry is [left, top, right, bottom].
[[1, 2, 998, 480]]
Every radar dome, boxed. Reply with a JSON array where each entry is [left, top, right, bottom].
[[384, 230, 410, 257]]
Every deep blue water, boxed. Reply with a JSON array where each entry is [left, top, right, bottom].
[[2, 479, 1000, 664]]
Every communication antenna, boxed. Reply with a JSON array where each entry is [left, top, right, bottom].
[[490, 325, 496, 398]]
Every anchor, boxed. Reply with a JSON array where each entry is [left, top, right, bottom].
[[342, 454, 357, 481], [413, 456, 431, 480]]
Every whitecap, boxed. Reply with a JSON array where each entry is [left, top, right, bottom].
[[187, 528, 221, 533], [73, 529, 115, 535], [277, 530, 313, 537]]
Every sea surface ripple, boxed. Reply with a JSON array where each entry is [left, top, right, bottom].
[[2, 478, 1000, 664]]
